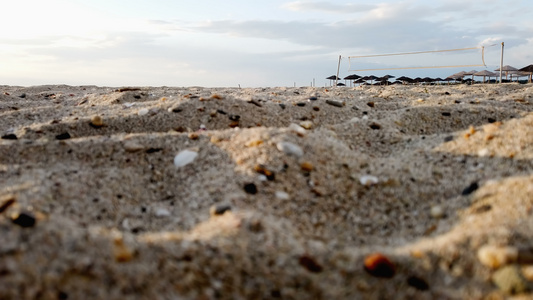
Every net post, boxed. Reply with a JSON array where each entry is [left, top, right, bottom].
[[500, 42, 504, 84], [335, 55, 341, 87]]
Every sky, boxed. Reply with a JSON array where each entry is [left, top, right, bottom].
[[1, 0, 532, 87]]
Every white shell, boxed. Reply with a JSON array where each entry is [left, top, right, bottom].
[[138, 108, 149, 116], [276, 141, 303, 157], [359, 175, 378, 186], [155, 208, 171, 217], [174, 149, 198, 167], [275, 191, 290, 200]]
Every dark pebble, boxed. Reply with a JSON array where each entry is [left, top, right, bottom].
[[313, 106, 320, 111], [19, 93, 26, 98], [407, 276, 429, 291], [444, 136, 454, 142], [441, 112, 451, 117], [488, 118, 496, 123], [216, 109, 227, 115], [296, 102, 306, 107], [146, 148, 162, 154], [12, 211, 36, 228], [299, 255, 323, 273], [210, 204, 232, 216], [55, 132, 71, 140], [243, 183, 258, 194], [1, 133, 17, 140], [367, 102, 375, 108], [369, 123, 381, 130], [279, 103, 286, 109], [473, 204, 492, 214], [308, 96, 318, 101], [461, 181, 479, 195], [444, 92, 450, 95], [171, 107, 183, 113], [455, 100, 461, 104], [0, 195, 16, 213], [248, 99, 262, 107], [364, 253, 395, 278], [229, 115, 240, 121], [326, 99, 343, 107]]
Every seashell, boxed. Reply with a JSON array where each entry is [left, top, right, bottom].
[[477, 245, 518, 269], [359, 175, 378, 186], [174, 149, 198, 168], [276, 141, 303, 157], [364, 253, 395, 278]]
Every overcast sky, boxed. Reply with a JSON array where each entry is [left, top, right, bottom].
[[1, 0, 532, 87]]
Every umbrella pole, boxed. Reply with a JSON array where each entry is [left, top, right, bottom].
[[335, 55, 341, 87], [499, 42, 504, 84]]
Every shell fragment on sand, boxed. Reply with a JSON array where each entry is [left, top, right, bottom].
[[174, 149, 199, 168]]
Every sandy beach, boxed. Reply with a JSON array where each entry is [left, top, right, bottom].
[[1, 83, 532, 299]]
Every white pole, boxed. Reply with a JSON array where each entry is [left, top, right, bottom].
[[335, 55, 341, 87], [499, 42, 504, 84]]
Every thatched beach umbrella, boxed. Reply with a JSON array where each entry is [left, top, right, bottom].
[[396, 76, 413, 84], [463, 70, 479, 82], [326, 75, 340, 86], [344, 74, 361, 87], [495, 65, 518, 80], [473, 70, 494, 84], [518, 64, 533, 83]]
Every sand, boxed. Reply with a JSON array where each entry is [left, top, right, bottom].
[[0, 83, 532, 299]]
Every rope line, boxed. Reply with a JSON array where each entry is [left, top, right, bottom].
[[349, 64, 486, 72], [347, 46, 480, 59]]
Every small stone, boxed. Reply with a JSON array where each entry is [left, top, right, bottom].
[[123, 140, 144, 152], [359, 175, 378, 186], [174, 149, 198, 168], [11, 211, 36, 228], [19, 93, 26, 98], [430, 205, 444, 219], [0, 194, 16, 213], [154, 208, 171, 217], [1, 133, 17, 140], [462, 181, 479, 195], [521, 265, 533, 281], [229, 121, 240, 128], [89, 115, 104, 128], [245, 139, 263, 147], [288, 123, 307, 136], [138, 108, 149, 116], [276, 141, 303, 157], [477, 245, 518, 269], [55, 132, 71, 140], [364, 253, 395, 278], [168, 104, 182, 113], [441, 112, 451, 117], [300, 161, 314, 172], [492, 265, 530, 295], [296, 102, 306, 107], [210, 204, 232, 216], [188, 132, 199, 140], [444, 136, 454, 142], [113, 238, 134, 262], [326, 99, 343, 107], [279, 103, 286, 109], [254, 164, 275, 181], [300, 121, 313, 130], [309, 96, 318, 101], [478, 148, 490, 157], [229, 115, 240, 121], [366, 102, 375, 108], [407, 276, 429, 291], [299, 255, 323, 273], [244, 183, 258, 194], [369, 123, 381, 130], [275, 191, 290, 200]]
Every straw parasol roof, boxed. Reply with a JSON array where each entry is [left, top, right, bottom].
[[474, 70, 495, 83], [519, 64, 533, 83], [495, 65, 518, 72]]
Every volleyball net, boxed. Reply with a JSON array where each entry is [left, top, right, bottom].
[[347, 44, 500, 72]]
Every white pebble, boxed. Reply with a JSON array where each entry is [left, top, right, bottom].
[[275, 191, 290, 200], [155, 208, 171, 217], [359, 175, 378, 186], [300, 121, 313, 130], [478, 148, 489, 157], [477, 245, 518, 269], [124, 102, 135, 108], [276, 141, 303, 157], [288, 123, 307, 136], [174, 149, 198, 167], [138, 108, 149, 116], [430, 205, 444, 218]]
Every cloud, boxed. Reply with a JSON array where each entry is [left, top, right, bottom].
[[282, 1, 375, 14]]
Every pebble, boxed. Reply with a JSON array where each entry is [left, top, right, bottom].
[[55, 132, 71, 140], [1, 133, 17, 140], [300, 161, 314, 172], [229, 115, 240, 121], [275, 191, 290, 200], [210, 204, 232, 216], [300, 121, 313, 130], [477, 245, 518, 268], [299, 255, 323, 273], [174, 149, 198, 168], [430, 205, 444, 219], [326, 99, 343, 107], [254, 164, 275, 181], [296, 102, 306, 107], [138, 108, 149, 116], [0, 194, 16, 213], [279, 103, 286, 109], [90, 115, 104, 128], [123, 140, 144, 152], [154, 208, 171, 217], [309, 96, 318, 101], [364, 253, 396, 278], [359, 175, 378, 186], [276, 141, 303, 157], [243, 183, 258, 194], [288, 123, 307, 136], [492, 265, 530, 294], [11, 211, 36, 228], [407, 276, 430, 291], [461, 181, 479, 196]]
